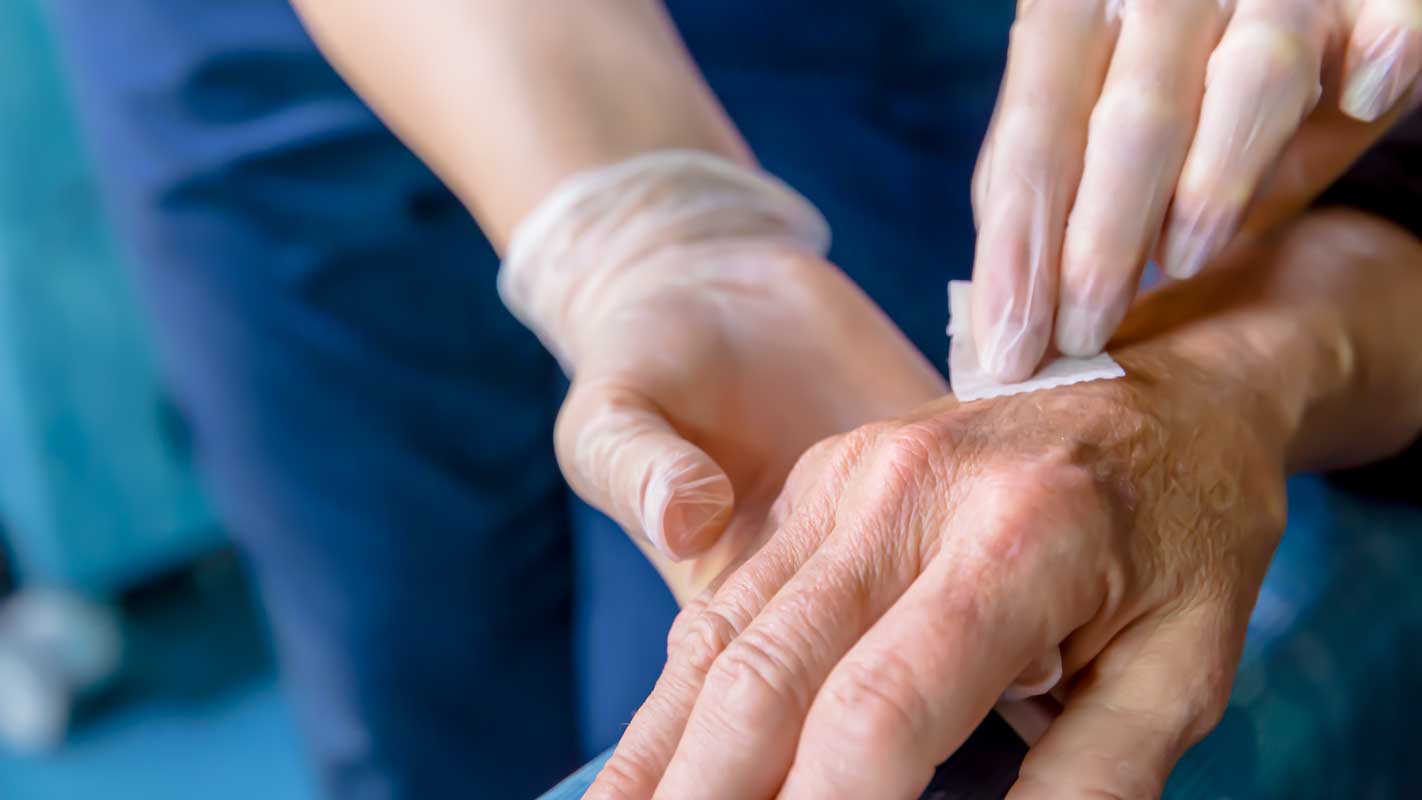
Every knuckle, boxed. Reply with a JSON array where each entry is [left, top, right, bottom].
[[666, 593, 712, 653], [877, 423, 943, 491], [671, 607, 744, 677], [844, 420, 894, 454], [703, 631, 814, 729], [985, 452, 1109, 533], [586, 753, 653, 800], [949, 450, 1122, 590], [1092, 82, 1186, 137], [782, 434, 845, 492], [775, 424, 886, 521], [850, 422, 954, 529], [1216, 21, 1317, 85], [823, 653, 928, 756]]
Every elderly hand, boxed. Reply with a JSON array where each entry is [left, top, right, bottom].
[[970, 0, 1421, 381], [500, 151, 947, 591], [583, 229, 1380, 799]]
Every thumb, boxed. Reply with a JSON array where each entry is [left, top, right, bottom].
[[556, 379, 734, 561], [1006, 608, 1240, 800]]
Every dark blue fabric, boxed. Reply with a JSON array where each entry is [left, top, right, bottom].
[[41, 1, 1013, 797]]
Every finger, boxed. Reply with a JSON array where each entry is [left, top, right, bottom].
[[1055, 0, 1231, 356], [971, 65, 1011, 228], [1241, 1, 1422, 233], [586, 432, 869, 800], [651, 421, 956, 799], [1340, 0, 1422, 122], [970, 0, 1120, 381], [1159, 0, 1332, 279], [1243, 104, 1402, 235], [557, 377, 734, 560], [1006, 606, 1244, 800], [970, 126, 998, 229], [777, 458, 1113, 800]]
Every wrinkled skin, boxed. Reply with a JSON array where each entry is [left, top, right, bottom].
[[587, 285, 1294, 800]]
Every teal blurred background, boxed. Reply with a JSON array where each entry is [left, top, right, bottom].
[[0, 0, 312, 796]]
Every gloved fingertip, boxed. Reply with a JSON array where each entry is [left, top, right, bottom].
[[979, 327, 1042, 384], [1342, 58, 1402, 122], [1160, 214, 1228, 281], [653, 474, 734, 561], [1054, 302, 1108, 358], [1340, 25, 1419, 123]]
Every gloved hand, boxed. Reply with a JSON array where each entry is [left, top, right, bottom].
[[499, 151, 946, 589], [970, 0, 1421, 381]]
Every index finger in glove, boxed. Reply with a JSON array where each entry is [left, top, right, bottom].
[[970, 0, 1119, 381], [1159, 0, 1333, 280]]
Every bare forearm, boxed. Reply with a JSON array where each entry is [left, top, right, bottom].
[[1123, 209, 1422, 475], [1275, 211, 1422, 471], [290, 0, 750, 249]]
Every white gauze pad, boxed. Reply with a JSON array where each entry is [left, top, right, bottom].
[[948, 281, 1125, 402]]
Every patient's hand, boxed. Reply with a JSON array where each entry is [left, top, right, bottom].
[[589, 260, 1313, 799]]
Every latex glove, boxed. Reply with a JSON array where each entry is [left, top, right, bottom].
[[970, 0, 1421, 381], [500, 151, 946, 584], [586, 255, 1323, 800]]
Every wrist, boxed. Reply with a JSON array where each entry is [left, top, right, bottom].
[[1120, 208, 1422, 474], [498, 151, 831, 371], [1108, 318, 1320, 484]]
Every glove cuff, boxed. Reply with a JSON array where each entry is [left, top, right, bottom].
[[499, 150, 831, 369]]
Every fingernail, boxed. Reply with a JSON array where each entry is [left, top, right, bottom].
[[654, 475, 733, 560], [662, 498, 730, 559], [1160, 211, 1231, 280], [1342, 57, 1404, 122], [641, 478, 677, 558], [1054, 302, 1106, 357], [1341, 30, 1414, 123]]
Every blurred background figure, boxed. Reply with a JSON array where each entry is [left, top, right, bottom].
[[0, 0, 311, 796]]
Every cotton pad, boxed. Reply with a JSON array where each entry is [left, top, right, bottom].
[[948, 281, 1125, 402]]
